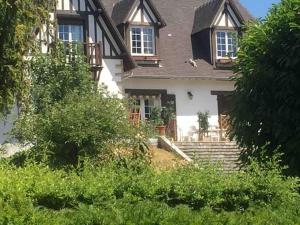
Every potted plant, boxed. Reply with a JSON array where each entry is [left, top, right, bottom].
[[161, 101, 176, 127], [149, 107, 166, 136], [197, 111, 209, 141]]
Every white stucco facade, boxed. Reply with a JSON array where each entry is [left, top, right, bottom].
[[0, 107, 18, 144], [121, 78, 235, 141], [98, 59, 124, 97]]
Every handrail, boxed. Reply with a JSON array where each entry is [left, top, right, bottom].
[[60, 42, 103, 68]]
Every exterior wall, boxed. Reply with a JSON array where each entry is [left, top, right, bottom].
[[0, 107, 18, 144], [122, 78, 235, 141], [99, 59, 124, 96]]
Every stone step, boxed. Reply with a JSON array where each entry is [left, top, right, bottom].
[[183, 152, 240, 156], [187, 155, 239, 160], [176, 145, 239, 149], [175, 142, 238, 146], [179, 147, 240, 151], [174, 141, 241, 171], [181, 148, 240, 152], [188, 155, 239, 159]]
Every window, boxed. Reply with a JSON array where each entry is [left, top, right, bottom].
[[130, 96, 160, 120], [58, 24, 84, 43], [144, 98, 155, 119], [216, 31, 237, 58], [131, 27, 155, 55]]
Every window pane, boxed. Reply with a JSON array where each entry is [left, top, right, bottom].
[[58, 24, 83, 43], [131, 27, 142, 54], [216, 31, 237, 58], [227, 32, 237, 57], [216, 32, 226, 57], [144, 98, 155, 119], [71, 25, 83, 42], [58, 25, 69, 42], [143, 28, 154, 54]]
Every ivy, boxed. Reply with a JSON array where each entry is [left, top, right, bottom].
[[0, 0, 54, 116]]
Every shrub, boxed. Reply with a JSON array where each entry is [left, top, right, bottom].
[[13, 43, 149, 168], [28, 43, 94, 113], [229, 0, 300, 175], [0, 157, 299, 224], [14, 91, 146, 167]]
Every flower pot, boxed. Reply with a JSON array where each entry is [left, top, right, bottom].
[[156, 125, 166, 136]]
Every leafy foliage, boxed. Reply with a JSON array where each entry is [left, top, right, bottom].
[[0, 157, 299, 224], [197, 111, 209, 134], [14, 92, 143, 167], [149, 107, 164, 126], [28, 43, 94, 113], [13, 44, 148, 168], [0, 0, 53, 116], [229, 0, 300, 175]]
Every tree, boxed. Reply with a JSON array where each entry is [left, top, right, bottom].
[[0, 0, 53, 116], [229, 0, 300, 175], [28, 43, 94, 113], [14, 44, 146, 167]]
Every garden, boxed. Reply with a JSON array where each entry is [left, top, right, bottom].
[[0, 0, 300, 224]]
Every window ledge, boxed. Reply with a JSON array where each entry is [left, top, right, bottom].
[[215, 58, 236, 69], [133, 56, 162, 67]]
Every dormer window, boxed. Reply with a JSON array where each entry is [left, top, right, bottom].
[[130, 26, 155, 55], [216, 31, 237, 59]]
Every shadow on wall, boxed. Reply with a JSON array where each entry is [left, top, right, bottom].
[[191, 29, 212, 65]]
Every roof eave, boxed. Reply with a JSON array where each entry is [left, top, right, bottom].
[[93, 0, 137, 71]]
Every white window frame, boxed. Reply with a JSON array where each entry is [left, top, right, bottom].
[[58, 24, 84, 43], [130, 26, 155, 56], [216, 31, 238, 59]]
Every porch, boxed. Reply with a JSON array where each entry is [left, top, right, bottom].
[[126, 88, 232, 142]]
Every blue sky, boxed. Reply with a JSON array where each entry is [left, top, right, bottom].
[[240, 0, 281, 18]]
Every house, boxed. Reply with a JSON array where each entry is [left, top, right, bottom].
[[101, 0, 253, 141], [0, 0, 253, 144]]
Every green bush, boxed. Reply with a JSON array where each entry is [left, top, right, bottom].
[[13, 43, 148, 168], [229, 0, 300, 175], [14, 92, 146, 167], [0, 158, 299, 224], [28, 43, 94, 113]]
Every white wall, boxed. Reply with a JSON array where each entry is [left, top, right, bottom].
[[122, 78, 235, 141], [98, 59, 124, 97], [0, 107, 18, 144]]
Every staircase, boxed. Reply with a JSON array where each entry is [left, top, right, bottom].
[[174, 141, 241, 171]]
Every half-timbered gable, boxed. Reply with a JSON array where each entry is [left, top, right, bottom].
[[36, 0, 136, 94], [110, 0, 166, 66], [213, 1, 242, 28]]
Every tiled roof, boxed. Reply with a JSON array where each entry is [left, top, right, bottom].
[[111, 0, 136, 25], [192, 0, 254, 34], [101, 0, 253, 80], [110, 0, 166, 27]]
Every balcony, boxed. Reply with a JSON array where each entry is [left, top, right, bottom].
[[84, 42, 103, 70], [58, 42, 103, 70]]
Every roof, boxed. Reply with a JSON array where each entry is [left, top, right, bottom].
[[111, 0, 135, 25], [93, 0, 136, 71], [110, 0, 166, 27], [192, 0, 254, 34], [102, 0, 253, 80]]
